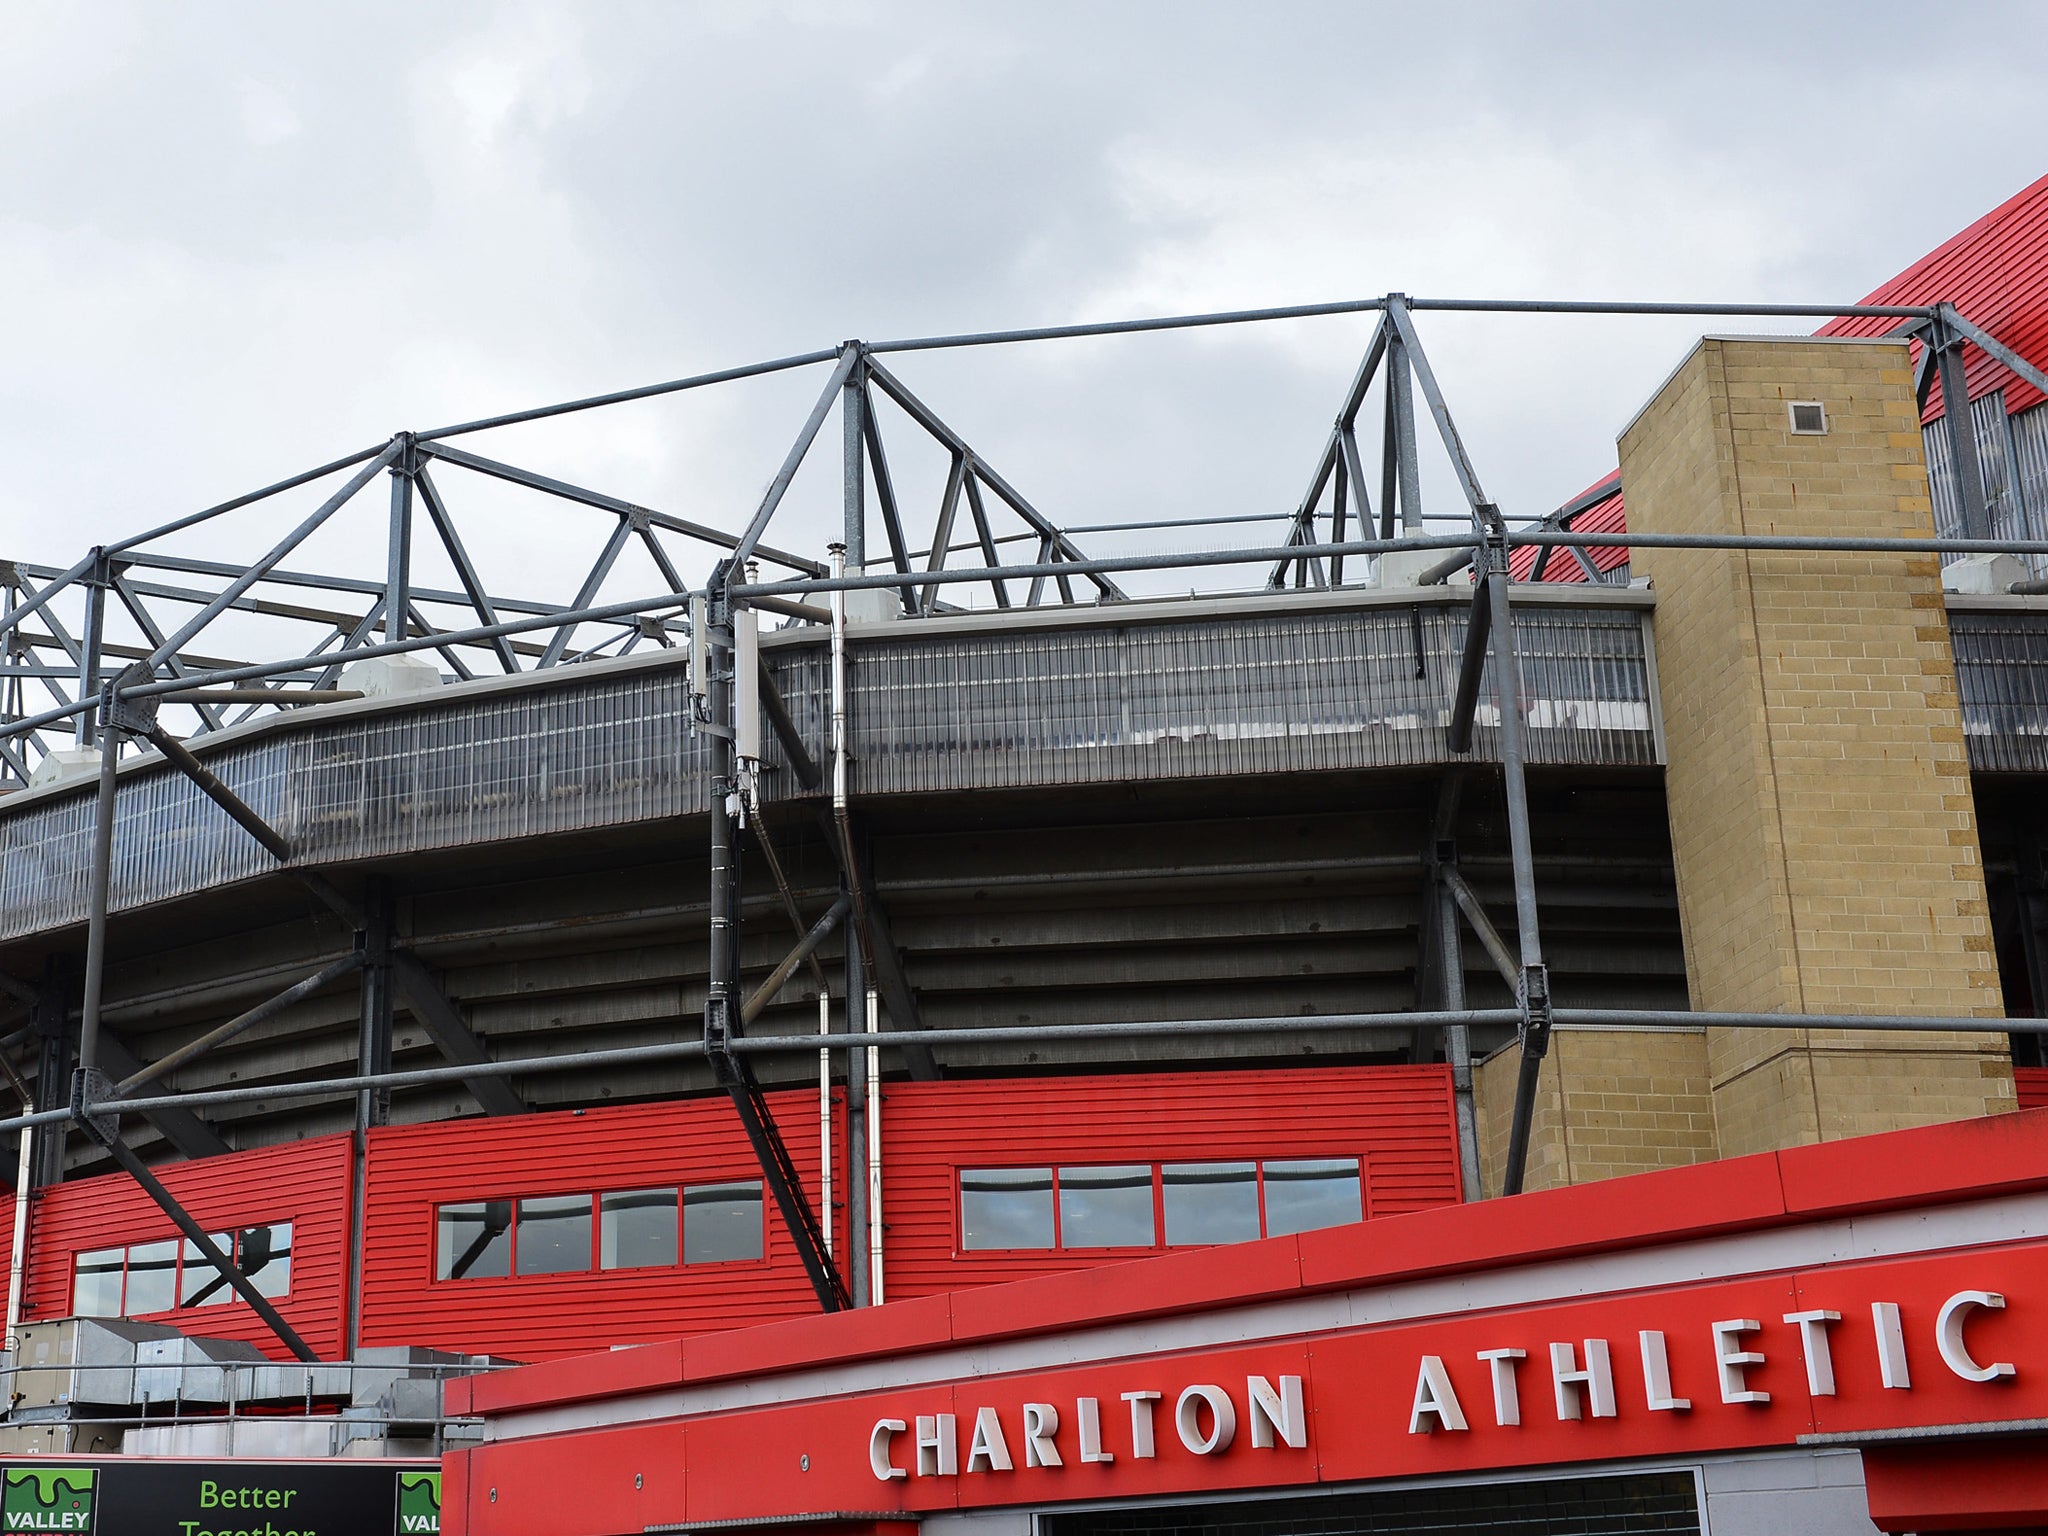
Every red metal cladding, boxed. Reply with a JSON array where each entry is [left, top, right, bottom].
[[2018, 1066, 2048, 1112], [1506, 485, 1628, 583], [356, 1091, 847, 1361], [1525, 172, 2048, 581], [880, 1065, 1460, 1299], [22, 1134, 351, 1360]]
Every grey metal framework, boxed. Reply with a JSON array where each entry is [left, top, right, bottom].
[[5, 291, 2048, 1338]]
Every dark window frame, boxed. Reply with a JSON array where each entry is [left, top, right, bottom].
[[69, 1221, 297, 1319]]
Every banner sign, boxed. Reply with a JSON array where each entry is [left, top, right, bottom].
[[0, 1461, 438, 1536]]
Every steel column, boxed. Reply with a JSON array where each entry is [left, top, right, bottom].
[[1935, 322, 1993, 541], [74, 554, 107, 747]]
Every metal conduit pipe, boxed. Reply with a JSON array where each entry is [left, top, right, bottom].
[[112, 952, 365, 1096], [18, 1005, 2048, 1142]]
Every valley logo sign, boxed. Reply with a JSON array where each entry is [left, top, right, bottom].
[[1, 1469, 94, 1535]]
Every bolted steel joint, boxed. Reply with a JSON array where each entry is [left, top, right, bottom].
[[70, 1065, 117, 1143], [1516, 962, 1553, 1059]]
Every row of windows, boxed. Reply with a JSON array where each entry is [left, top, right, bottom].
[[72, 1224, 294, 1319], [960, 1158, 1362, 1252], [435, 1183, 766, 1281]]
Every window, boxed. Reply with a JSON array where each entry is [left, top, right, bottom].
[[601, 1189, 677, 1270], [961, 1168, 1055, 1250], [1261, 1158, 1363, 1237], [179, 1233, 235, 1307], [437, 1200, 513, 1281], [1162, 1162, 1260, 1246], [516, 1196, 592, 1276], [1058, 1164, 1155, 1248], [959, 1159, 1363, 1253], [683, 1182, 764, 1264], [70, 1224, 295, 1318], [434, 1182, 766, 1281]]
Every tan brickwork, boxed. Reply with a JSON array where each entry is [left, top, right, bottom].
[[1473, 1029, 1717, 1196], [1620, 337, 2013, 1157]]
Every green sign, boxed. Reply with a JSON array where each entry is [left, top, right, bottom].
[[396, 1472, 440, 1534], [1, 1468, 96, 1534]]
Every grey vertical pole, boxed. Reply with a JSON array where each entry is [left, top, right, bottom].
[[348, 879, 393, 1353], [844, 913, 869, 1308], [1484, 519, 1551, 1197], [843, 347, 866, 572], [76, 699, 119, 1077], [1437, 876, 1483, 1201], [75, 553, 107, 748], [1934, 317, 1992, 542], [386, 438, 415, 643], [1386, 301, 1425, 532]]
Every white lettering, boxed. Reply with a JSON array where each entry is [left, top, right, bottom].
[[1076, 1396, 1114, 1463], [1873, 1301, 1911, 1388], [1476, 1347, 1525, 1427], [869, 1418, 908, 1481], [1936, 1291, 2017, 1383], [1247, 1374, 1307, 1449], [1022, 1402, 1063, 1467], [1407, 1355, 1468, 1433], [915, 1412, 958, 1477], [1121, 1390, 1161, 1459], [1712, 1319, 1769, 1405], [967, 1406, 1014, 1473], [1175, 1384, 1238, 1454], [1638, 1330, 1691, 1411], [1549, 1339, 1616, 1421], [1783, 1310, 1841, 1396]]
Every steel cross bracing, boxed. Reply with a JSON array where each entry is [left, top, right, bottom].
[[2, 290, 2046, 1316]]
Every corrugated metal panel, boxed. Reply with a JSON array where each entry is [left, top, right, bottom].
[[356, 1092, 840, 1362], [1950, 608, 2048, 773], [0, 605, 1660, 939], [1824, 172, 2048, 420], [1508, 487, 1630, 584], [834, 606, 1657, 794], [879, 1065, 1459, 1300], [22, 1136, 351, 1360], [2018, 1067, 2048, 1111], [1537, 174, 2048, 582], [0, 668, 703, 941]]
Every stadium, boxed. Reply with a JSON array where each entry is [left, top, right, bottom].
[[4, 174, 2048, 1535]]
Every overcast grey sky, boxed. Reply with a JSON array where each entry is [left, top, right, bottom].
[[5, 1, 2048, 626]]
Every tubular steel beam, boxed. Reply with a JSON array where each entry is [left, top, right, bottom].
[[112, 954, 365, 1097], [14, 1004, 2045, 1139], [415, 467, 521, 676], [742, 896, 850, 1025], [731, 349, 862, 573], [387, 952, 528, 1118], [1934, 324, 1993, 542], [147, 444, 402, 671], [419, 442, 824, 578], [92, 1032, 231, 1161], [78, 1116, 318, 1361], [1482, 517, 1552, 1199], [830, 813, 939, 1082], [757, 659, 822, 790], [1447, 575, 1492, 754], [1440, 866, 1519, 991]]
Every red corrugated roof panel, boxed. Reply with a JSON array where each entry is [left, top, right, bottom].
[[1525, 172, 2048, 580]]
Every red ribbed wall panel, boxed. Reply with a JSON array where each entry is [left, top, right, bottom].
[[21, 1135, 351, 1360], [2019, 1067, 2048, 1112], [879, 1065, 1460, 1299], [356, 1092, 843, 1362]]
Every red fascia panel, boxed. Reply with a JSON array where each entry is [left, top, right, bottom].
[[2017, 1065, 2048, 1112], [1862, 1436, 2048, 1533], [470, 1108, 2048, 1420], [22, 1134, 351, 1359]]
